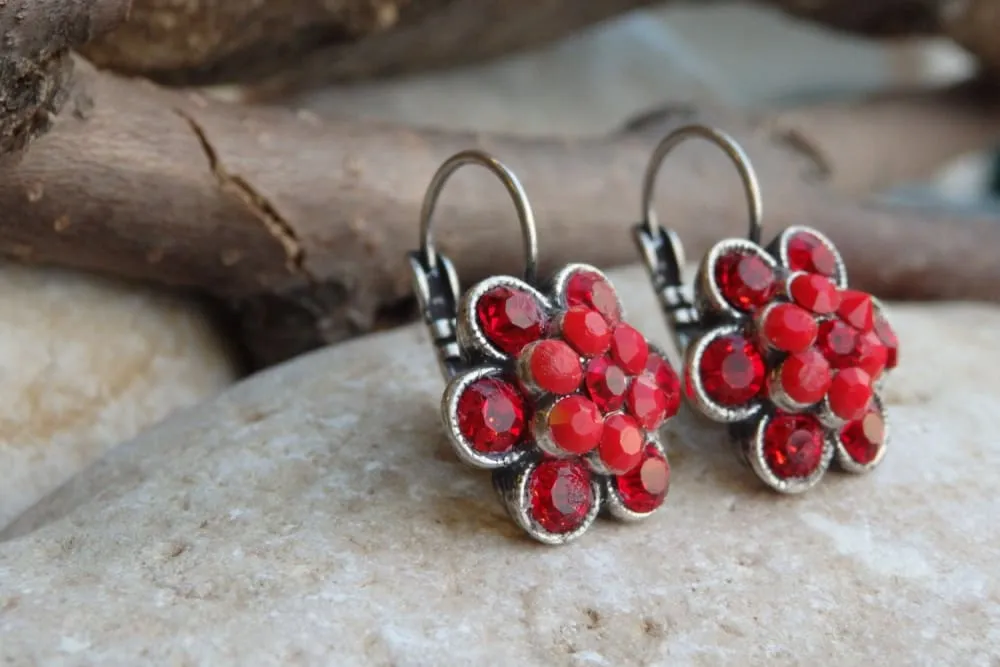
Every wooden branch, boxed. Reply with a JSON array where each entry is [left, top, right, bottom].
[[0, 0, 130, 163], [5, 61, 1000, 366], [943, 0, 1000, 78]]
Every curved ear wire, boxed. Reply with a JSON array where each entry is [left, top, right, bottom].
[[408, 149, 539, 379]]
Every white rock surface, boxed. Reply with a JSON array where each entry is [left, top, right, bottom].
[[0, 266, 996, 665], [0, 264, 237, 529]]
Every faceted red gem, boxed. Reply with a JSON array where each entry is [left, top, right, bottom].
[[761, 303, 818, 353], [615, 445, 670, 514], [644, 353, 681, 419], [786, 231, 837, 277], [547, 395, 604, 454], [626, 374, 669, 430], [598, 413, 645, 474], [789, 273, 841, 315], [874, 316, 899, 370], [828, 368, 874, 421], [456, 377, 527, 454], [699, 334, 765, 406], [524, 339, 583, 395], [609, 323, 649, 375], [840, 409, 885, 465], [777, 348, 831, 406], [528, 459, 594, 534], [561, 306, 612, 357], [476, 287, 547, 355], [817, 319, 859, 370], [837, 290, 875, 332], [762, 412, 825, 479], [855, 331, 889, 379], [584, 356, 630, 412], [565, 271, 621, 324], [714, 251, 778, 311]]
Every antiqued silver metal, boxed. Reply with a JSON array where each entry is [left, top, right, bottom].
[[695, 239, 781, 322], [746, 412, 837, 494], [456, 275, 552, 365], [834, 393, 889, 474], [441, 366, 530, 470], [409, 251, 464, 378], [633, 225, 700, 351], [604, 436, 671, 522], [683, 323, 763, 424], [774, 225, 848, 290]]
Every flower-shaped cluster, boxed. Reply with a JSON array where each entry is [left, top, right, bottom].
[[443, 264, 680, 544], [684, 226, 899, 493]]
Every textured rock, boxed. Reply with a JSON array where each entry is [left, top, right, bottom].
[[0, 266, 996, 664], [0, 264, 237, 530]]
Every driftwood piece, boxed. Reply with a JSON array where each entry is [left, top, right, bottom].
[[943, 0, 1000, 79], [0, 0, 130, 164], [4, 62, 1000, 366]]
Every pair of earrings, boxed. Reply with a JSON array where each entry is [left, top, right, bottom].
[[409, 124, 899, 545]]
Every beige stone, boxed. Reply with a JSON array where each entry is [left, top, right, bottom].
[[0, 264, 237, 530], [0, 266, 996, 664]]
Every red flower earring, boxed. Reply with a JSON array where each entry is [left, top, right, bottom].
[[632, 125, 899, 494], [410, 150, 681, 544]]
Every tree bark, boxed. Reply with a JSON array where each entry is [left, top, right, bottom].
[[4, 61, 1000, 366], [0, 0, 131, 163]]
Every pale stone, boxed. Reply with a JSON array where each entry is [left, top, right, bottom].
[[0, 266, 996, 664], [0, 264, 238, 530]]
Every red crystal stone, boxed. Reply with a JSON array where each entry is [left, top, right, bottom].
[[615, 445, 670, 514], [777, 348, 831, 406], [644, 353, 681, 419], [762, 412, 825, 479], [840, 409, 885, 465], [855, 331, 889, 379], [627, 374, 669, 430], [828, 368, 874, 421], [715, 251, 777, 311], [598, 413, 645, 474], [761, 303, 818, 353], [584, 356, 630, 412], [699, 334, 765, 406], [561, 306, 612, 357], [837, 290, 875, 332], [547, 395, 604, 454], [786, 231, 837, 277], [523, 339, 583, 395], [456, 377, 527, 454], [565, 271, 621, 324], [476, 287, 547, 355], [874, 316, 899, 370], [609, 323, 649, 375], [528, 459, 594, 534], [790, 273, 841, 315], [817, 319, 859, 370]]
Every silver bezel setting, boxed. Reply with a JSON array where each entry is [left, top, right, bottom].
[[746, 411, 836, 494], [834, 393, 889, 474], [604, 435, 670, 522], [775, 225, 848, 290], [695, 238, 781, 320], [442, 366, 530, 470], [456, 275, 552, 364], [684, 323, 763, 423]]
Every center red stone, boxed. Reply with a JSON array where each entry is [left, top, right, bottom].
[[827, 368, 873, 421], [598, 413, 645, 474], [762, 412, 825, 479], [698, 334, 765, 406], [715, 252, 777, 311], [561, 306, 612, 357], [584, 356, 630, 412], [790, 273, 841, 315], [610, 323, 649, 375], [523, 339, 583, 395], [761, 303, 818, 353], [476, 287, 547, 355], [528, 459, 594, 534], [778, 348, 831, 406], [546, 395, 604, 455], [627, 374, 669, 430]]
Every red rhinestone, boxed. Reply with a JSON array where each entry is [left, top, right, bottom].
[[817, 319, 859, 369], [476, 287, 547, 355], [874, 316, 899, 370], [528, 459, 594, 534], [786, 231, 837, 277], [598, 413, 645, 474], [610, 323, 649, 374], [762, 412, 825, 479], [615, 445, 670, 513], [561, 306, 612, 357], [855, 331, 889, 379], [789, 273, 841, 315], [547, 395, 604, 454], [584, 356, 630, 412], [565, 271, 621, 324], [715, 252, 778, 311], [761, 303, 818, 353], [644, 353, 681, 419], [840, 410, 885, 465], [523, 340, 582, 395], [837, 290, 875, 332], [777, 348, 831, 406], [699, 334, 765, 406], [828, 368, 873, 421], [456, 377, 527, 454], [627, 374, 669, 430]]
